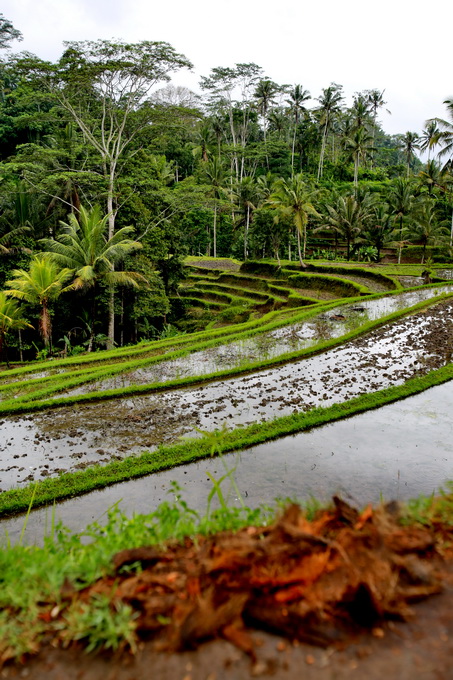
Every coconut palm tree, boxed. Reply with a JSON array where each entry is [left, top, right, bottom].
[[287, 85, 311, 173], [40, 205, 145, 349], [387, 178, 415, 263], [409, 200, 449, 263], [419, 121, 440, 161], [0, 292, 32, 367], [204, 158, 226, 258], [232, 176, 261, 260], [5, 255, 72, 351], [315, 84, 344, 180], [267, 174, 319, 265], [253, 79, 279, 145], [360, 203, 394, 262], [398, 132, 421, 176], [366, 90, 390, 166], [428, 98, 453, 171], [344, 126, 375, 186], [319, 192, 373, 261]]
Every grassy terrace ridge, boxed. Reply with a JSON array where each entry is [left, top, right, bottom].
[[0, 289, 451, 412], [0, 363, 451, 519], [190, 260, 373, 297], [185, 281, 284, 302]]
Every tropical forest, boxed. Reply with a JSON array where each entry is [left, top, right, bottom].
[[0, 12, 453, 678]]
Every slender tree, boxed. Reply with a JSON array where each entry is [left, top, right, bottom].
[[267, 174, 319, 265], [316, 84, 344, 180], [5, 255, 72, 351], [232, 176, 261, 259], [286, 85, 311, 173], [419, 120, 439, 161], [40, 205, 145, 349], [0, 292, 32, 367], [428, 98, 453, 171], [387, 178, 414, 263], [204, 158, 226, 257], [398, 131, 420, 176], [344, 127, 375, 186]]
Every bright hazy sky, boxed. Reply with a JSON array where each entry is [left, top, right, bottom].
[[2, 0, 451, 140]]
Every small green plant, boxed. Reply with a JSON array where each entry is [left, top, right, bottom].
[[192, 424, 246, 515], [32, 342, 49, 361], [159, 324, 185, 340], [63, 593, 138, 653]]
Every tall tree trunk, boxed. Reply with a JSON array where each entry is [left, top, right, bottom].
[[297, 229, 303, 266], [213, 202, 217, 258], [107, 283, 115, 350], [107, 168, 116, 348], [244, 206, 250, 260], [317, 121, 328, 180]]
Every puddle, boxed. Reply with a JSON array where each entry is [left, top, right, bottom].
[[398, 276, 425, 288], [0, 300, 451, 488], [436, 269, 453, 280], [2, 381, 452, 545]]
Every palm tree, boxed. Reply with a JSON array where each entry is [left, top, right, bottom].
[[315, 84, 344, 180], [287, 85, 311, 173], [204, 158, 226, 258], [5, 255, 72, 351], [232, 176, 261, 259], [319, 192, 373, 260], [387, 179, 414, 263], [253, 79, 279, 146], [366, 90, 390, 166], [344, 127, 375, 186], [267, 174, 319, 266], [428, 98, 453, 171], [349, 94, 372, 132], [409, 200, 449, 263], [418, 160, 447, 196], [398, 132, 420, 176], [419, 121, 439, 161], [40, 205, 145, 349], [191, 123, 215, 163], [0, 292, 32, 367], [360, 203, 394, 262]]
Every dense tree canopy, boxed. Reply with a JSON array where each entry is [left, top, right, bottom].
[[0, 27, 450, 358]]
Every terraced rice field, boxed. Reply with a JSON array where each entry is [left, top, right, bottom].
[[0, 259, 451, 534]]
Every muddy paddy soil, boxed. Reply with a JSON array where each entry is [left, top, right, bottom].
[[33, 285, 452, 396], [0, 300, 451, 490]]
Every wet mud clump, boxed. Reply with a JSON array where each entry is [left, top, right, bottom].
[[43, 499, 451, 661]]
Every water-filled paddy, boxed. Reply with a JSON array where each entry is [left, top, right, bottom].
[[0, 299, 451, 487], [2, 380, 452, 545], [53, 284, 453, 393]]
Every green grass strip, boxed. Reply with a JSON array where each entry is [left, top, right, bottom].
[[0, 363, 451, 518]]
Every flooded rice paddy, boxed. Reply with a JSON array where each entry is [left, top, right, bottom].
[[2, 380, 452, 545], [40, 284, 453, 395], [0, 299, 451, 489]]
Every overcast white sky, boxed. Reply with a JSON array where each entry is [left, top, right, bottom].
[[2, 0, 451, 139]]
